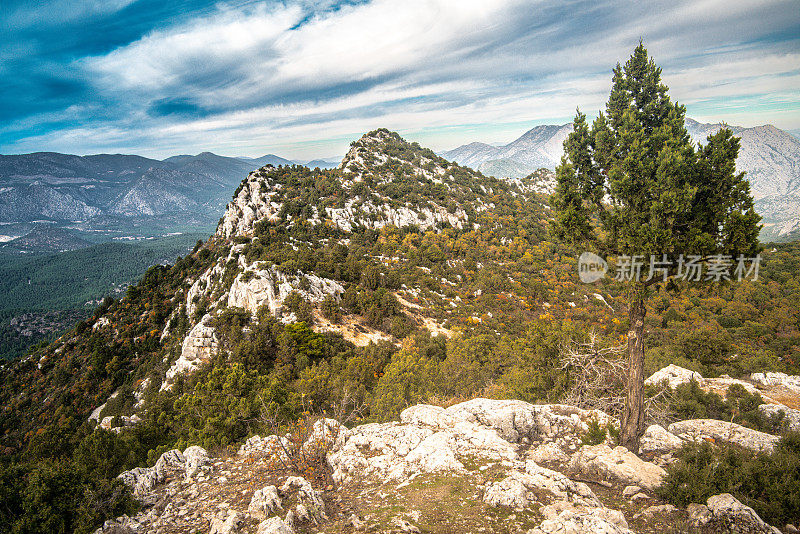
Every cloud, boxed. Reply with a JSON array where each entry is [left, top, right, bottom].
[[1, 0, 799, 158]]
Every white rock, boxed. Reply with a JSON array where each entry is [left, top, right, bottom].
[[117, 466, 158, 498], [183, 445, 210, 479], [256, 516, 294, 534], [529, 442, 570, 464], [751, 372, 800, 392], [568, 444, 667, 490], [529, 504, 633, 534], [668, 419, 779, 453], [154, 449, 185, 481], [687, 503, 712, 527], [280, 477, 326, 523], [162, 315, 218, 391], [759, 403, 800, 431], [249, 485, 282, 519], [706, 493, 780, 534], [645, 364, 703, 389], [638, 424, 684, 456], [209, 510, 243, 534], [483, 476, 530, 510]]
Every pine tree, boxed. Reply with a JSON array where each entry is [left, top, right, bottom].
[[553, 42, 761, 450]]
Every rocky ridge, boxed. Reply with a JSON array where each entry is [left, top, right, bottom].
[[103, 397, 786, 534]]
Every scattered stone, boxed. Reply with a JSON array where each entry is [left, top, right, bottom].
[[280, 477, 326, 523], [668, 419, 779, 453], [568, 444, 666, 490], [706, 493, 780, 534]]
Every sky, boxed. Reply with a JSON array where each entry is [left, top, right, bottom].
[[1, 0, 799, 161]]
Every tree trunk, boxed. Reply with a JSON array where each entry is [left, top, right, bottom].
[[620, 286, 646, 452]]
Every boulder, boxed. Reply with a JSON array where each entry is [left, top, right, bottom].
[[483, 475, 530, 510], [183, 445, 210, 479], [568, 444, 666, 490], [706, 493, 780, 534], [238, 434, 291, 463], [645, 364, 702, 389], [668, 419, 779, 453], [632, 504, 678, 520], [154, 449, 185, 481], [622, 485, 641, 499], [117, 466, 158, 498], [530, 503, 633, 534], [248, 485, 282, 519], [638, 424, 684, 456], [256, 516, 294, 534]]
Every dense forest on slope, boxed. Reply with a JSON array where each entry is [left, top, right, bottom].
[[0, 233, 202, 359], [0, 131, 798, 532]]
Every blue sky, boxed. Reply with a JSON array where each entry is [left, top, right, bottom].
[[1, 0, 799, 160]]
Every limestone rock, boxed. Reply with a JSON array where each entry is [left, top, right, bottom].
[[183, 445, 210, 479], [529, 504, 633, 534], [162, 315, 218, 391], [256, 516, 294, 534], [238, 434, 291, 462], [706, 493, 780, 534], [639, 424, 684, 456], [529, 442, 570, 464], [668, 419, 779, 453], [568, 444, 666, 490], [483, 475, 529, 510], [154, 449, 185, 481], [645, 364, 703, 389], [248, 485, 282, 519], [751, 372, 800, 392], [209, 510, 243, 534], [687, 503, 712, 527], [117, 467, 158, 499], [758, 403, 800, 431]]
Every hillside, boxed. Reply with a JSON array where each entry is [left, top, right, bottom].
[[443, 120, 800, 241], [0, 130, 798, 533]]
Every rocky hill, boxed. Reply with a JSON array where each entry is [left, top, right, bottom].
[[0, 129, 798, 533], [443, 120, 800, 241]]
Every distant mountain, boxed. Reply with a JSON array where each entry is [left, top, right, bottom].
[[236, 154, 295, 168], [2, 225, 91, 253], [443, 119, 800, 241], [303, 158, 340, 169], [0, 151, 295, 249]]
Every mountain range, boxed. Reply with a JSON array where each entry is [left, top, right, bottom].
[[0, 152, 341, 249], [442, 119, 800, 241]]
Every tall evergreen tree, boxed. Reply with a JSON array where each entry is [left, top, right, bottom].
[[553, 43, 761, 450]]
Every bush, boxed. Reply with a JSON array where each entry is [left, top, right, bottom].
[[657, 432, 800, 527]]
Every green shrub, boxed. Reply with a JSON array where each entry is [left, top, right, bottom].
[[657, 432, 800, 527]]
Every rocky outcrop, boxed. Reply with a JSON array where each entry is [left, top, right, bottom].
[[645, 364, 703, 388], [705, 493, 781, 534], [668, 419, 779, 453], [568, 444, 667, 490], [751, 372, 800, 392], [227, 266, 343, 317], [249, 485, 282, 519], [758, 402, 800, 431], [161, 315, 218, 391]]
